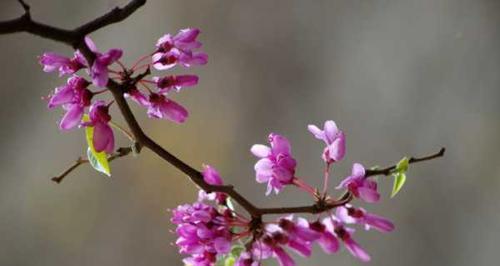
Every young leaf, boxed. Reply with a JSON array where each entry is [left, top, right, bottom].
[[231, 245, 244, 257], [224, 256, 235, 266], [396, 157, 410, 172], [391, 172, 406, 198], [83, 115, 111, 176]]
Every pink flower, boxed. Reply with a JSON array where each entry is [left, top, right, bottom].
[[325, 217, 371, 262], [198, 165, 227, 204], [336, 205, 395, 233], [156, 28, 202, 53], [171, 202, 233, 266], [47, 76, 92, 130], [235, 252, 261, 266], [153, 75, 198, 94], [146, 93, 188, 123], [278, 216, 320, 257], [85, 37, 123, 87], [83, 100, 114, 153], [152, 49, 207, 70], [251, 133, 297, 195], [152, 28, 208, 70], [337, 163, 380, 203], [258, 233, 297, 266], [306, 219, 340, 254], [39, 51, 86, 76], [308, 120, 346, 163]]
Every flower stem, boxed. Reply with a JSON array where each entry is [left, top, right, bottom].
[[292, 177, 317, 197], [109, 121, 135, 142]]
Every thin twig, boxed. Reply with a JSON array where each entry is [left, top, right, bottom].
[[365, 147, 446, 177], [51, 147, 133, 183]]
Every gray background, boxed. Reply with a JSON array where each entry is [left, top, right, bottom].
[[0, 0, 499, 265]]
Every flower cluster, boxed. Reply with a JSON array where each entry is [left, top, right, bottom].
[[40, 28, 207, 153], [172, 120, 395, 266]]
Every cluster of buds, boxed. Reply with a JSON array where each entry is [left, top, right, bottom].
[[40, 28, 207, 153], [172, 121, 395, 266]]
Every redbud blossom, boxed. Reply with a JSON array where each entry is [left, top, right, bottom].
[[39, 51, 86, 76], [82, 100, 114, 153], [85, 37, 123, 87], [48, 76, 91, 130], [251, 133, 297, 195], [153, 74, 198, 94], [308, 120, 346, 163], [337, 163, 380, 203], [199, 165, 227, 204], [325, 217, 371, 262], [336, 205, 395, 233], [152, 28, 208, 70], [171, 202, 233, 266], [146, 93, 188, 123]]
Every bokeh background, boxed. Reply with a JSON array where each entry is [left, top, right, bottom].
[[1, 0, 499, 265]]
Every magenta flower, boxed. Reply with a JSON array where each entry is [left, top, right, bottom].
[[156, 28, 202, 53], [125, 87, 150, 107], [198, 164, 227, 204], [308, 120, 346, 163], [235, 252, 261, 266], [146, 93, 188, 123], [336, 205, 395, 233], [306, 219, 340, 254], [85, 37, 123, 87], [251, 133, 297, 195], [39, 51, 86, 76], [171, 202, 233, 266], [152, 28, 208, 70], [278, 216, 320, 257], [258, 233, 297, 266], [83, 100, 114, 153], [152, 49, 207, 70], [153, 75, 198, 94], [324, 217, 371, 262], [337, 163, 380, 203], [47, 76, 92, 130]]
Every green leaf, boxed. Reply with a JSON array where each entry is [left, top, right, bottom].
[[391, 172, 406, 198], [231, 245, 244, 257], [224, 256, 235, 266], [83, 115, 111, 176], [396, 157, 409, 172]]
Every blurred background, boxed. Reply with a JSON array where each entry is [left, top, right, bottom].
[[1, 0, 499, 265]]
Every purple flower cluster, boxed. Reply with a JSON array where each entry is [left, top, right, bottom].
[[170, 120, 395, 266], [40, 28, 207, 153], [171, 202, 233, 265]]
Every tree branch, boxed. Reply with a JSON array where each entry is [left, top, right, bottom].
[[0, 0, 445, 220]]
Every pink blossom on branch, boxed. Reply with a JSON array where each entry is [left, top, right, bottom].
[[251, 133, 297, 195], [82, 100, 114, 153], [84, 37, 123, 87], [198, 164, 227, 204], [47, 75, 92, 130], [152, 28, 208, 70], [308, 120, 346, 163], [336, 205, 395, 233], [337, 163, 380, 203], [153, 74, 198, 94], [39, 51, 86, 76]]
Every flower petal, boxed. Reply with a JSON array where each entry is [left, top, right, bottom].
[[59, 105, 83, 130], [251, 144, 271, 158]]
